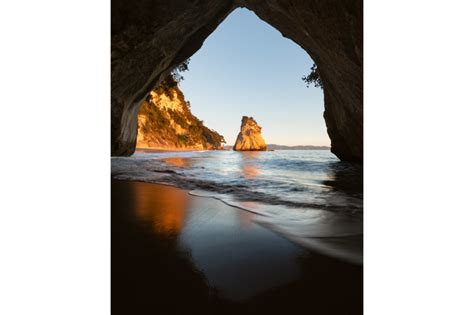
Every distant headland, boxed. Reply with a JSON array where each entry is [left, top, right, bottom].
[[225, 144, 330, 150]]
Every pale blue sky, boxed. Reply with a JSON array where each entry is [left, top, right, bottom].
[[179, 8, 330, 146]]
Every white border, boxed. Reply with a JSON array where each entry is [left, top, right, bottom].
[[0, 0, 473, 314]]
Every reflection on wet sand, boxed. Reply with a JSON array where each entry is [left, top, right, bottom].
[[132, 183, 189, 234], [236, 201, 258, 228], [112, 180, 362, 314], [112, 180, 228, 315]]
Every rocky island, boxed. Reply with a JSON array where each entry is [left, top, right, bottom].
[[233, 116, 267, 151], [136, 76, 225, 150]]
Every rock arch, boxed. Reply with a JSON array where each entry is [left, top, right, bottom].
[[111, 0, 362, 161]]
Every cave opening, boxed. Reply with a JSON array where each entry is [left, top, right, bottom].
[[134, 8, 329, 153], [111, 0, 362, 161]]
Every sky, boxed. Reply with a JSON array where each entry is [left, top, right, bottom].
[[179, 8, 330, 146]]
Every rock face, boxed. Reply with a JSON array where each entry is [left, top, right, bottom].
[[233, 116, 266, 151], [111, 0, 363, 161], [137, 79, 225, 150]]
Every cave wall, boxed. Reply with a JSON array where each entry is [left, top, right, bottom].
[[111, 0, 363, 161], [111, 0, 236, 155]]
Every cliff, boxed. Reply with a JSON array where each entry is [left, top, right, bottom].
[[136, 80, 225, 150], [233, 116, 266, 151]]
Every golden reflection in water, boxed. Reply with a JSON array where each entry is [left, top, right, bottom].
[[240, 152, 261, 179], [161, 157, 193, 168], [132, 183, 190, 235], [243, 164, 259, 179]]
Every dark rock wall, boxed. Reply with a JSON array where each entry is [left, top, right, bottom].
[[111, 0, 362, 161]]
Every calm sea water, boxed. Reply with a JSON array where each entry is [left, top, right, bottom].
[[112, 150, 363, 263]]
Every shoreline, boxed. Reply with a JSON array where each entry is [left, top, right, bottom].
[[112, 179, 362, 314], [134, 147, 331, 153]]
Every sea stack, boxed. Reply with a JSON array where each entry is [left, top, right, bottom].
[[233, 116, 267, 151]]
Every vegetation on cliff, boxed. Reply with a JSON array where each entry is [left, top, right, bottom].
[[137, 75, 225, 150], [302, 64, 324, 89]]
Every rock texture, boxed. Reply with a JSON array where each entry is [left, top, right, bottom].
[[136, 79, 225, 150], [233, 116, 266, 151], [111, 0, 362, 162]]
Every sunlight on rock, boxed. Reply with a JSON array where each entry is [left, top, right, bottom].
[[233, 116, 266, 151]]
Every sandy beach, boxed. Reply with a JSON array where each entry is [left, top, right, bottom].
[[112, 179, 362, 314]]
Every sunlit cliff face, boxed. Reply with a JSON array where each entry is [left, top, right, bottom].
[[136, 84, 225, 151]]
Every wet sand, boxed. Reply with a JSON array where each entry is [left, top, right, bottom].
[[112, 180, 362, 314]]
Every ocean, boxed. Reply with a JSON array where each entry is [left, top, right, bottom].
[[112, 149, 363, 263]]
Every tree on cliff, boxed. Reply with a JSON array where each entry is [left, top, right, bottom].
[[302, 63, 323, 89], [157, 59, 191, 98], [170, 59, 189, 83]]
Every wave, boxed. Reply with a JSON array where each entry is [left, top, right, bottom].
[[112, 156, 362, 213]]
